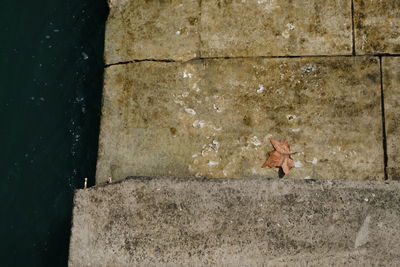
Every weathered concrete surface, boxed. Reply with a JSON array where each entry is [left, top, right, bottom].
[[383, 57, 400, 180], [354, 0, 400, 54], [200, 0, 352, 57], [105, 0, 200, 64], [104, 0, 352, 63], [69, 177, 400, 266], [96, 57, 383, 183]]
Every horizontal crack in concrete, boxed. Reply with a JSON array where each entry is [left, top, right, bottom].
[[105, 58, 176, 67], [105, 53, 400, 67]]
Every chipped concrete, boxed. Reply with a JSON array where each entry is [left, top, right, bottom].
[[383, 57, 400, 180], [354, 0, 400, 54], [69, 177, 400, 266], [96, 57, 383, 183]]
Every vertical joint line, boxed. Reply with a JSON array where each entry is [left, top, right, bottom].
[[379, 57, 388, 180], [351, 0, 356, 55], [197, 0, 203, 58]]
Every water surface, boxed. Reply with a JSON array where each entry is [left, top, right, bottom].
[[0, 1, 108, 265]]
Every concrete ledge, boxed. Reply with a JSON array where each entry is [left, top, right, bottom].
[[69, 177, 400, 266]]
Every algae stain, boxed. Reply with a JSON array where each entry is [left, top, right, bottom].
[[243, 115, 252, 126], [170, 127, 177, 135]]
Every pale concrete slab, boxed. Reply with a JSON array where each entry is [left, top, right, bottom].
[[105, 0, 200, 64], [96, 57, 383, 184], [200, 0, 352, 57], [354, 0, 400, 54], [69, 177, 400, 266], [383, 57, 400, 180]]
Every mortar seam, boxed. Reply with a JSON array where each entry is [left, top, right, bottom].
[[198, 0, 203, 58], [351, 0, 356, 55], [379, 56, 389, 180]]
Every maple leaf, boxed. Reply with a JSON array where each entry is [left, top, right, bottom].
[[261, 138, 295, 175]]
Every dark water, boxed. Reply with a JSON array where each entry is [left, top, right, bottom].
[[0, 1, 108, 265]]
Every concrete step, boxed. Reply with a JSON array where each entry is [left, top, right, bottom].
[[69, 177, 400, 266]]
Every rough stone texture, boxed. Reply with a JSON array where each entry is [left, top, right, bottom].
[[69, 177, 400, 266], [96, 57, 383, 184], [104, 0, 353, 63], [383, 57, 400, 180], [354, 0, 400, 54], [200, 0, 352, 57], [105, 0, 200, 64]]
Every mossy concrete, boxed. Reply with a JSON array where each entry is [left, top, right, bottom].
[[96, 57, 383, 184], [383, 57, 400, 180], [69, 177, 400, 266], [354, 0, 400, 54]]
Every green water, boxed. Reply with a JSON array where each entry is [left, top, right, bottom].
[[0, 1, 108, 265]]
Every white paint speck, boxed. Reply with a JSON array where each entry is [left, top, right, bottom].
[[308, 158, 318, 165], [207, 161, 219, 166], [192, 154, 198, 158], [250, 136, 262, 146], [213, 104, 222, 112], [183, 71, 192, 78], [291, 128, 301, 132], [294, 161, 303, 168], [192, 120, 205, 128], [286, 114, 297, 120], [174, 100, 184, 106], [192, 83, 200, 92], [286, 23, 295, 30], [205, 140, 221, 152], [257, 84, 266, 93], [175, 30, 181, 35], [181, 92, 189, 97], [303, 176, 312, 180], [302, 64, 316, 73], [184, 108, 196, 115]]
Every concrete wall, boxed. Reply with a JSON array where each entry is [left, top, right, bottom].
[[96, 0, 400, 183]]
